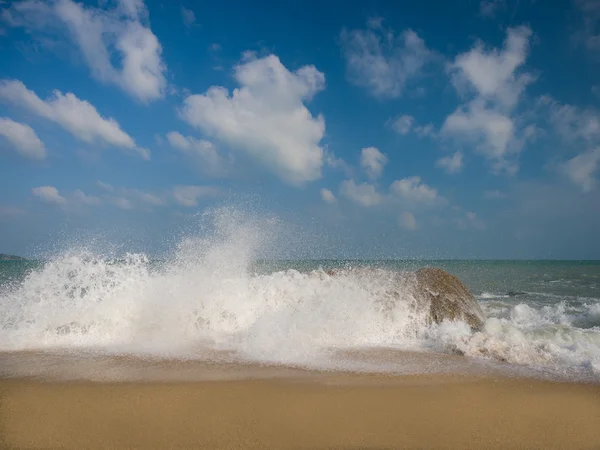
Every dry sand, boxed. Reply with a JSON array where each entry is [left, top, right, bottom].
[[1, 374, 600, 449]]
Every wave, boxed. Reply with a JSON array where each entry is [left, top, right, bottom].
[[0, 208, 599, 380], [478, 292, 509, 299]]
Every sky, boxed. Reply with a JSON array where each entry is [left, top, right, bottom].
[[0, 0, 599, 260]]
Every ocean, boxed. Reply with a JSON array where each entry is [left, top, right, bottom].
[[1, 253, 599, 382]]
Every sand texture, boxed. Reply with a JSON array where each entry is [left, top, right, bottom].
[[1, 374, 600, 449]]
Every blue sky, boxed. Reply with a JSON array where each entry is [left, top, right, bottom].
[[0, 0, 599, 259]]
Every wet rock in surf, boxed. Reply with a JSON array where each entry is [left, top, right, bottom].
[[324, 266, 485, 330], [415, 267, 485, 330]]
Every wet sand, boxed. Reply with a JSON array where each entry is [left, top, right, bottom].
[[1, 374, 600, 449]]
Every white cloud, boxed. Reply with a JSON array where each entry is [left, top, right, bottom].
[[443, 101, 521, 174], [388, 114, 435, 138], [72, 189, 101, 206], [539, 96, 600, 144], [390, 176, 439, 205], [97, 182, 166, 210], [449, 26, 534, 109], [574, 0, 600, 53], [32, 186, 66, 206], [31, 182, 186, 212], [180, 6, 196, 28], [442, 27, 534, 174], [129, 189, 164, 206], [96, 181, 115, 192], [414, 123, 436, 137], [180, 54, 325, 185], [340, 179, 381, 207], [320, 188, 336, 204], [535, 97, 600, 192], [32, 186, 103, 210], [325, 151, 353, 177], [561, 148, 600, 193], [172, 185, 219, 207], [479, 0, 506, 18], [360, 146, 387, 179], [112, 197, 134, 210], [3, 0, 166, 102], [398, 211, 417, 230], [166, 131, 231, 176], [340, 20, 432, 98], [0, 80, 149, 159], [0, 117, 46, 160], [389, 115, 414, 135], [435, 151, 463, 174]]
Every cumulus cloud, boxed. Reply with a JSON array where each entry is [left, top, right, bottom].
[[435, 151, 463, 174], [94, 182, 221, 210], [389, 114, 414, 135], [340, 179, 381, 207], [443, 102, 521, 173], [340, 19, 432, 98], [3, 0, 166, 102], [479, 0, 506, 18], [180, 6, 196, 28], [534, 97, 600, 192], [166, 131, 231, 176], [539, 96, 600, 144], [414, 123, 436, 137], [30, 182, 183, 212], [360, 146, 387, 180], [129, 189, 164, 206], [449, 26, 534, 108], [32, 186, 66, 206], [95, 181, 166, 210], [0, 117, 46, 160], [325, 151, 353, 177], [0, 80, 148, 159], [389, 176, 439, 205], [574, 0, 600, 53], [72, 189, 101, 206], [398, 211, 417, 230], [561, 148, 600, 192], [442, 26, 534, 173], [111, 197, 134, 210], [32, 186, 102, 210], [388, 114, 435, 137], [320, 188, 336, 204], [0, 80, 130, 147], [172, 185, 220, 207], [96, 181, 115, 192], [180, 54, 325, 185]]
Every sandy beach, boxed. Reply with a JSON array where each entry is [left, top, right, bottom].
[[1, 373, 599, 449]]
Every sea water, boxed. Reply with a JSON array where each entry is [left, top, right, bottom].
[[0, 209, 599, 382]]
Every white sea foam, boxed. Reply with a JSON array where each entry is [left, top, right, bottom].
[[0, 208, 599, 379], [478, 292, 509, 299]]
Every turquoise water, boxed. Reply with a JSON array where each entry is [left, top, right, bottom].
[[1, 257, 599, 380], [4, 259, 600, 312]]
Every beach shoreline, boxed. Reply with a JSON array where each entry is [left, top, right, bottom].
[[2, 371, 600, 449]]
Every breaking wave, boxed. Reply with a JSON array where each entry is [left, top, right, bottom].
[[0, 208, 599, 380]]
